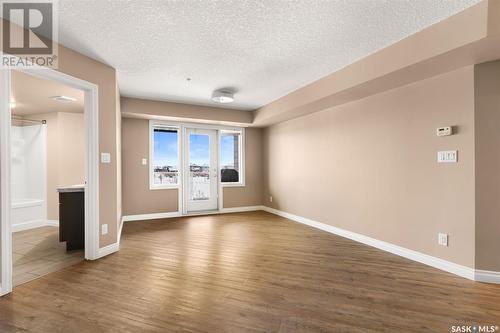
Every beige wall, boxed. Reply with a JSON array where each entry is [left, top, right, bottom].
[[121, 97, 254, 125], [474, 60, 500, 272], [223, 127, 263, 208], [2, 21, 121, 247], [56, 46, 120, 247], [122, 118, 178, 215], [30, 112, 85, 221], [263, 66, 476, 268], [121, 118, 263, 215]]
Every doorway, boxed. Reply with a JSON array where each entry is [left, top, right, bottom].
[[185, 128, 218, 213], [0, 66, 100, 296]]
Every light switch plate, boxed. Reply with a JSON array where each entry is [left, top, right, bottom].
[[438, 233, 448, 246], [437, 150, 457, 163], [101, 224, 108, 235], [142, 158, 147, 165], [101, 152, 111, 164]]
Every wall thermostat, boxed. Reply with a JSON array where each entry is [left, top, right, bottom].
[[436, 126, 452, 137]]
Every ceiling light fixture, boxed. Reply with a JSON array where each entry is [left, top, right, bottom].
[[9, 101, 16, 108], [50, 95, 77, 103], [211, 89, 234, 104]]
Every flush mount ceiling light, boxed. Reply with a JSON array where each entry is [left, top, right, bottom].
[[211, 89, 234, 104], [50, 95, 77, 103]]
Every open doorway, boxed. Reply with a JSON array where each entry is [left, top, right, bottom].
[[0, 66, 100, 296], [10, 71, 86, 286]]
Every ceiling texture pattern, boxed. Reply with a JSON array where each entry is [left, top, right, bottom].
[[58, 0, 481, 110]]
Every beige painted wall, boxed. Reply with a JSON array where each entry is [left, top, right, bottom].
[[121, 97, 254, 125], [121, 118, 263, 215], [56, 46, 120, 247], [474, 60, 500, 272], [263, 66, 476, 268], [2, 26, 120, 247], [122, 118, 178, 215], [30, 112, 85, 220]]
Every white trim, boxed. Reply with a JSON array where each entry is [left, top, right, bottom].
[[118, 206, 500, 284], [0, 69, 12, 296], [117, 217, 124, 246], [149, 121, 181, 190], [261, 206, 477, 281], [46, 219, 59, 227], [122, 211, 182, 222], [122, 206, 262, 223], [15, 67, 100, 261], [475, 270, 500, 284], [12, 219, 59, 233], [220, 206, 262, 213], [184, 127, 219, 213], [220, 128, 245, 187], [1, 66, 100, 296], [148, 119, 247, 216], [96, 242, 119, 258]]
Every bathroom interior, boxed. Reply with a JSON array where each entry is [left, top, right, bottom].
[[10, 70, 86, 287]]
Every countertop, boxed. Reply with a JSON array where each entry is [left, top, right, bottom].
[[57, 185, 85, 193]]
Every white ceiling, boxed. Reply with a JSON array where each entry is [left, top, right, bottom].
[[11, 71, 84, 116], [57, 0, 481, 110]]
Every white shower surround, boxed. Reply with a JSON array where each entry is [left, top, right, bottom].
[[11, 124, 50, 232]]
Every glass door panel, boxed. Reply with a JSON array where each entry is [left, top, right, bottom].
[[185, 128, 218, 212]]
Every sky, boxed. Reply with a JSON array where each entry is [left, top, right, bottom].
[[153, 131, 236, 168]]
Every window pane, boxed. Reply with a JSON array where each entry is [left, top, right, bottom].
[[153, 128, 178, 185], [189, 134, 210, 200], [220, 132, 239, 183]]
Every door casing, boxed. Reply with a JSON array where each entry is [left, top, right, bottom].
[[183, 128, 219, 213]]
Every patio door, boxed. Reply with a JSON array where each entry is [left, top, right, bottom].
[[185, 128, 218, 212]]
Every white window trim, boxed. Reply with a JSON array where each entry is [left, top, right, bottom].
[[219, 128, 245, 187], [149, 120, 246, 191], [149, 121, 181, 190]]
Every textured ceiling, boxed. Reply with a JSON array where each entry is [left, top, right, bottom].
[[57, 0, 481, 110]]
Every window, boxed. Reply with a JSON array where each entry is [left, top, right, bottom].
[[151, 125, 179, 188], [220, 129, 244, 185]]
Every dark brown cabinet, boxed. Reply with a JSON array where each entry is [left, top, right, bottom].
[[58, 191, 85, 251]]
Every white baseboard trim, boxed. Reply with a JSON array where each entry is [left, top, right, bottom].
[[46, 219, 59, 227], [220, 206, 262, 213], [122, 206, 263, 223], [97, 242, 120, 258], [475, 270, 500, 284], [260, 206, 487, 282], [12, 219, 59, 232], [122, 211, 182, 222]]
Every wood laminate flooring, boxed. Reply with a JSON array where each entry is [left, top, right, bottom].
[[12, 226, 83, 286], [0, 211, 499, 332]]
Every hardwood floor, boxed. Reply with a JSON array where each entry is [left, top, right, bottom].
[[12, 226, 84, 286], [0, 211, 499, 332]]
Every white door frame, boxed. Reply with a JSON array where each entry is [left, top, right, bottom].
[[0, 67, 100, 296], [149, 120, 244, 217], [183, 127, 219, 213]]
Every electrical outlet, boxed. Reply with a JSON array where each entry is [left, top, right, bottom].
[[438, 233, 448, 246], [269, 196, 273, 203], [101, 224, 108, 235]]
